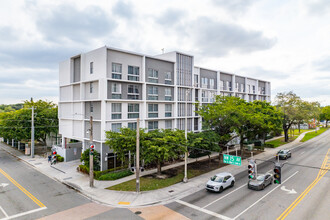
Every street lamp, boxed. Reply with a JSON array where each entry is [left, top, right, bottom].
[[183, 89, 190, 183]]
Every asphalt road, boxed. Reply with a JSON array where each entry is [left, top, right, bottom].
[[165, 130, 330, 220], [0, 146, 143, 220]]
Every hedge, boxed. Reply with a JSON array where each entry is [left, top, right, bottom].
[[263, 143, 275, 148], [78, 165, 132, 180], [98, 170, 133, 181], [56, 154, 64, 162]]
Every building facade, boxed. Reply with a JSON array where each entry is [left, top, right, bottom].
[[58, 46, 271, 170]]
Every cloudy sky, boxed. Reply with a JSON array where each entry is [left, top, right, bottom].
[[1, 0, 330, 106]]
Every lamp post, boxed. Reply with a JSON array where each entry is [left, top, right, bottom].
[[183, 89, 190, 183]]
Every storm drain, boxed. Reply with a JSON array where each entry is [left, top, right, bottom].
[[134, 211, 142, 215], [169, 190, 174, 193]]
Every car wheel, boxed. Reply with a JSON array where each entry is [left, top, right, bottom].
[[230, 181, 235, 187], [219, 186, 223, 193], [262, 184, 265, 190]]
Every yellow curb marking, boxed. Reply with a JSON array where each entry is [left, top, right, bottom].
[[118, 201, 131, 205], [0, 168, 46, 208], [277, 148, 330, 220]]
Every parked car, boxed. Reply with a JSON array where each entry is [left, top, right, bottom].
[[276, 149, 291, 160], [206, 172, 235, 192], [248, 173, 273, 190]]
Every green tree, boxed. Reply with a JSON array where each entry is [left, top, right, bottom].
[[141, 129, 186, 175], [188, 130, 220, 164], [320, 106, 330, 127], [81, 149, 100, 171]]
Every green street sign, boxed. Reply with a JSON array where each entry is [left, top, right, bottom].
[[223, 154, 241, 166]]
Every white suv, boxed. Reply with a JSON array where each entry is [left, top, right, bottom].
[[206, 172, 235, 192]]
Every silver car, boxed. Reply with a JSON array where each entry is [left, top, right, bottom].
[[276, 150, 291, 160], [248, 173, 273, 190], [206, 172, 235, 192]]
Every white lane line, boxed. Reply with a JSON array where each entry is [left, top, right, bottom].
[[203, 184, 246, 209], [0, 206, 9, 218], [176, 200, 231, 220], [1, 207, 47, 220], [232, 171, 299, 220], [300, 151, 305, 155]]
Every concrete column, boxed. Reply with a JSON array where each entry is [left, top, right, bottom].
[[12, 139, 14, 147], [18, 141, 20, 150]]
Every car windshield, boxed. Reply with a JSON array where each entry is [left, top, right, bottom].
[[256, 175, 265, 181], [211, 176, 223, 182], [278, 150, 285, 154]]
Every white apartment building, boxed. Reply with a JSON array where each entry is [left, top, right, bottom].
[[58, 46, 271, 170]]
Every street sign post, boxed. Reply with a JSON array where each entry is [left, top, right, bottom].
[[223, 154, 242, 166]]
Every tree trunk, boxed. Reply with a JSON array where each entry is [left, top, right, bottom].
[[240, 135, 244, 157], [326, 120, 328, 128], [298, 124, 301, 134], [284, 129, 289, 142], [157, 162, 161, 175]]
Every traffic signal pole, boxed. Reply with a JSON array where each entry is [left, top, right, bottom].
[[31, 106, 35, 158], [89, 116, 94, 188], [136, 118, 140, 193]]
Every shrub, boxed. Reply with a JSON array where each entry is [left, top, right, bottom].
[[81, 149, 100, 171], [254, 140, 262, 146], [79, 165, 89, 174], [98, 170, 133, 181], [264, 143, 275, 148], [56, 154, 64, 162]]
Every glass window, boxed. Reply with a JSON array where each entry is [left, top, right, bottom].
[[148, 121, 158, 130], [112, 63, 122, 79], [165, 88, 172, 101], [165, 104, 172, 117], [128, 122, 137, 130], [194, 74, 199, 87], [90, 62, 93, 74], [128, 85, 139, 100], [90, 102, 93, 113], [202, 77, 208, 88], [165, 72, 172, 84], [148, 104, 158, 118], [90, 82, 93, 93], [220, 80, 224, 90], [148, 86, 158, 100], [111, 123, 122, 132], [128, 66, 139, 81], [165, 120, 172, 129], [202, 91, 208, 102], [112, 103, 122, 119], [210, 79, 215, 89], [128, 103, 139, 119], [148, 68, 158, 83], [111, 83, 121, 99]]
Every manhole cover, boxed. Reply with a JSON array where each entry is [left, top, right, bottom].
[[135, 211, 142, 215], [168, 190, 174, 193]]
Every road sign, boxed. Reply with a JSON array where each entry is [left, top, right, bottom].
[[223, 154, 241, 166]]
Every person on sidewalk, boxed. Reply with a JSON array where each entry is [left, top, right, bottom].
[[48, 154, 51, 163]]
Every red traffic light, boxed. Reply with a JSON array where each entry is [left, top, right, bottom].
[[53, 151, 57, 155], [248, 164, 252, 169], [90, 145, 94, 149], [274, 168, 280, 173]]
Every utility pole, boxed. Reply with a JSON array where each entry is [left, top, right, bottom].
[[136, 118, 140, 192], [31, 106, 35, 158], [183, 89, 189, 183], [89, 116, 94, 188]]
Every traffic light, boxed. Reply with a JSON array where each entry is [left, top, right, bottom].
[[90, 145, 94, 155], [248, 160, 256, 179], [274, 163, 281, 184], [51, 151, 57, 165]]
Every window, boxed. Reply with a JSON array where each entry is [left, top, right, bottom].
[[128, 103, 139, 118], [128, 122, 137, 130], [148, 86, 158, 100], [90, 82, 93, 93], [201, 77, 208, 88], [148, 104, 158, 118], [148, 121, 158, 130], [202, 91, 208, 102], [241, 84, 245, 92], [252, 85, 256, 94], [90, 102, 93, 113], [235, 82, 239, 92], [165, 104, 172, 117], [210, 92, 215, 102], [112, 63, 122, 79], [194, 118, 198, 130], [128, 84, 139, 100], [90, 62, 93, 74], [165, 72, 172, 84], [210, 79, 215, 89], [220, 80, 224, 90], [165, 88, 172, 101], [112, 123, 122, 132], [148, 68, 158, 83], [194, 74, 199, 87], [111, 83, 121, 99], [248, 85, 251, 93], [112, 103, 122, 119], [128, 66, 139, 81], [165, 120, 172, 129]]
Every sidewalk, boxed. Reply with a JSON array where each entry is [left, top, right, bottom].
[[0, 131, 316, 208]]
